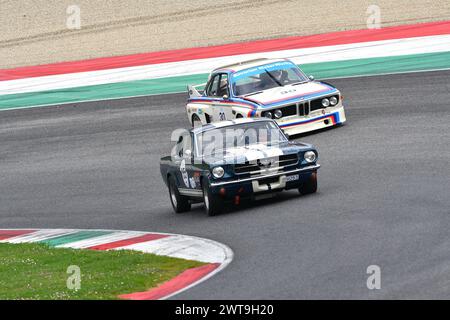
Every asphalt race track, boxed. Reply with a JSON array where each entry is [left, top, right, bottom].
[[1, 71, 449, 299]]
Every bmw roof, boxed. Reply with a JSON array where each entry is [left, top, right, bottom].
[[212, 58, 289, 74]]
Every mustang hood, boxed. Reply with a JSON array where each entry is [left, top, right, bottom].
[[203, 141, 313, 165], [242, 81, 336, 106]]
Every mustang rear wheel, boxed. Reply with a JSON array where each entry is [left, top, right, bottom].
[[202, 181, 222, 216], [168, 176, 191, 213], [192, 114, 202, 128], [299, 171, 318, 195]]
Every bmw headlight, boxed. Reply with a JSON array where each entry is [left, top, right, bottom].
[[264, 111, 273, 119], [330, 96, 338, 106], [321, 98, 330, 107], [212, 166, 225, 178], [274, 109, 282, 119], [304, 151, 316, 163]]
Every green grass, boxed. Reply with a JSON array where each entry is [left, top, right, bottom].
[[0, 243, 204, 300]]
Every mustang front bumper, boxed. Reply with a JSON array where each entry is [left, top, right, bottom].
[[210, 164, 320, 199]]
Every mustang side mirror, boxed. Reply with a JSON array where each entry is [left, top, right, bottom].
[[184, 149, 194, 164], [308, 75, 315, 81]]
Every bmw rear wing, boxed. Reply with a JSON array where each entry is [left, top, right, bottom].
[[187, 83, 206, 98]]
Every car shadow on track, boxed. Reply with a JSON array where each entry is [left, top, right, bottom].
[[184, 190, 318, 218]]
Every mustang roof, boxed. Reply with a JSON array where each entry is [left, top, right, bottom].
[[213, 58, 288, 73], [191, 117, 275, 134]]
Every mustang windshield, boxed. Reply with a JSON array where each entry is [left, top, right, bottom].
[[196, 121, 287, 157], [232, 61, 308, 96]]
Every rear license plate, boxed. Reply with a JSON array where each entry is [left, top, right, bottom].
[[286, 174, 299, 182]]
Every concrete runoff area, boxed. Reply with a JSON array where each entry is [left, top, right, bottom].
[[0, 0, 449, 68]]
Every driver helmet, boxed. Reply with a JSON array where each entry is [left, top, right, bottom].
[[271, 70, 283, 80]]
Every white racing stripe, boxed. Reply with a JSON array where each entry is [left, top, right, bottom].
[[225, 144, 284, 162], [1, 35, 450, 95]]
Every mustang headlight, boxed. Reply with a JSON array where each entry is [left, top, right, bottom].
[[330, 96, 338, 106], [304, 151, 316, 163], [212, 166, 225, 178], [274, 109, 282, 119], [321, 98, 330, 107]]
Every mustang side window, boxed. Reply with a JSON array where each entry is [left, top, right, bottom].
[[175, 135, 184, 158]]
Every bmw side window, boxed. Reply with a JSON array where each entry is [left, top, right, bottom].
[[217, 74, 229, 97], [204, 78, 213, 96], [206, 74, 220, 97]]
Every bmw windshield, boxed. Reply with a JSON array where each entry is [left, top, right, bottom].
[[231, 61, 309, 97]]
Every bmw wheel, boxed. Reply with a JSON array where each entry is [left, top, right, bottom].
[[299, 171, 318, 195], [202, 181, 222, 216], [168, 176, 191, 213]]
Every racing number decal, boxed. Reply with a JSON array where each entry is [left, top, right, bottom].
[[180, 159, 189, 187], [180, 160, 198, 189], [189, 177, 197, 188], [219, 111, 226, 121]]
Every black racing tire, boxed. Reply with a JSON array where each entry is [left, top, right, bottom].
[[299, 171, 318, 195], [192, 114, 202, 128], [236, 114, 243, 119], [168, 175, 191, 213], [202, 180, 223, 216]]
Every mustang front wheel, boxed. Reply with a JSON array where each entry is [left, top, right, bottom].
[[168, 176, 191, 213], [202, 181, 222, 216], [299, 171, 318, 195]]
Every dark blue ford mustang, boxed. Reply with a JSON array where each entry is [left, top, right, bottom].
[[160, 118, 320, 216]]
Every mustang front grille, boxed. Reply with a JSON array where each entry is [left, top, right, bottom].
[[234, 154, 299, 175]]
